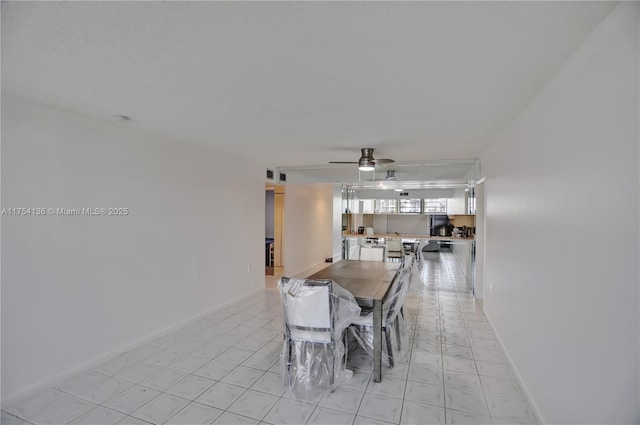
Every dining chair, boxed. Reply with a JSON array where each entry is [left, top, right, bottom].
[[278, 277, 360, 397], [359, 244, 385, 261], [349, 266, 411, 367], [386, 238, 404, 262]]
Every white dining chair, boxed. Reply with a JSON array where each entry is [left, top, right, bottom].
[[386, 238, 404, 262], [278, 277, 361, 398]]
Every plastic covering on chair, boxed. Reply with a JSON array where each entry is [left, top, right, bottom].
[[349, 266, 412, 367], [278, 277, 361, 401]]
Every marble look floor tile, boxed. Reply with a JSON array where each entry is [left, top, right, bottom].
[[166, 374, 216, 400], [340, 367, 372, 391], [74, 377, 133, 404], [445, 409, 493, 424], [104, 385, 161, 415], [5, 388, 76, 421], [475, 361, 517, 380], [469, 338, 501, 351], [196, 382, 246, 410], [400, 400, 445, 425], [443, 370, 482, 392], [257, 341, 282, 356], [70, 405, 126, 425], [407, 361, 443, 386], [307, 407, 356, 425], [212, 412, 259, 425], [28, 391, 96, 425], [443, 357, 477, 375], [144, 350, 186, 367], [215, 348, 256, 365], [116, 363, 162, 384], [1, 411, 25, 425], [357, 392, 403, 424], [241, 352, 279, 371], [139, 368, 187, 391], [318, 386, 365, 414], [250, 372, 286, 397], [192, 342, 230, 359], [442, 345, 475, 360], [480, 376, 526, 401], [131, 393, 189, 425], [227, 390, 279, 421], [366, 376, 406, 399], [115, 415, 154, 425], [56, 370, 110, 396], [235, 337, 271, 352], [220, 366, 265, 388], [472, 348, 507, 364], [445, 387, 490, 417], [404, 380, 445, 407], [353, 415, 397, 425], [165, 402, 223, 425], [381, 362, 409, 380], [194, 359, 239, 380], [486, 394, 538, 424], [263, 398, 315, 425], [168, 354, 211, 373]]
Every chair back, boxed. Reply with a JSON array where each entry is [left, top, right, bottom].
[[387, 239, 403, 253], [360, 245, 385, 261], [383, 267, 410, 324], [280, 278, 334, 343]]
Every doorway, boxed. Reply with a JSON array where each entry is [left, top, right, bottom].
[[265, 184, 285, 278]]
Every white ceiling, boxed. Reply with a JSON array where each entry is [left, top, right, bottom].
[[1, 1, 614, 181]]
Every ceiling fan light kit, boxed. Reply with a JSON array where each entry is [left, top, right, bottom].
[[330, 147, 395, 172]]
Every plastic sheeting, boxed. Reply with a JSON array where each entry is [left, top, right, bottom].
[[350, 266, 412, 367], [278, 277, 361, 401]]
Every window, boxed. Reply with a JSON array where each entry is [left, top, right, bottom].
[[399, 199, 422, 213], [374, 199, 398, 214], [424, 198, 448, 213]]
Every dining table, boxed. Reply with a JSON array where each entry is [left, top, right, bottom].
[[307, 260, 401, 382]]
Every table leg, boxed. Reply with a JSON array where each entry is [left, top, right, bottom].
[[373, 298, 383, 382]]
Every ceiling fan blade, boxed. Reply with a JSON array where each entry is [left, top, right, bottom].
[[329, 161, 358, 164], [373, 158, 395, 164]]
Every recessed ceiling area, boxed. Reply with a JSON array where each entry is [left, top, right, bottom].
[[1, 1, 615, 174]]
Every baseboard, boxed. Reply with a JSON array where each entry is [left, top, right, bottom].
[[1, 287, 264, 407], [286, 261, 332, 279], [484, 315, 546, 425]]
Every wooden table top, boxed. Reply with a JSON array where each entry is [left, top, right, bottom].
[[307, 260, 400, 305]]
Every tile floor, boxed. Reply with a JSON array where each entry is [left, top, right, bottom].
[[3, 252, 539, 425]]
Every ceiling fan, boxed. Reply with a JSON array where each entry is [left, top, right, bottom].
[[329, 148, 395, 171]]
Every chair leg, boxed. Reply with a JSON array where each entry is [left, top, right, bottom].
[[384, 327, 394, 368], [394, 317, 402, 352], [329, 343, 335, 386]]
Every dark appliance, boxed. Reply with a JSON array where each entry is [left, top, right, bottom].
[[357, 226, 365, 234], [430, 214, 450, 236]]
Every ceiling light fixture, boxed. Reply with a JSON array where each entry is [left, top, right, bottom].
[[358, 157, 375, 171], [394, 188, 403, 192]]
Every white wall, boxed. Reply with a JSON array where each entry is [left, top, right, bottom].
[[282, 183, 334, 277], [481, 3, 639, 423], [1, 94, 266, 402], [474, 181, 485, 300]]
